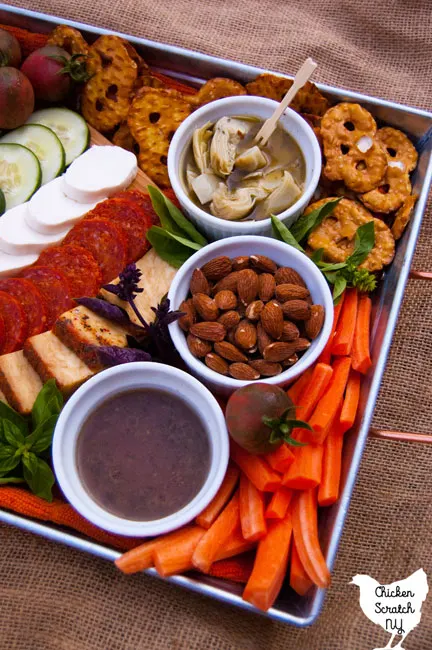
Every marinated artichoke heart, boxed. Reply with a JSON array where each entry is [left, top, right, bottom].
[[210, 183, 256, 220], [235, 145, 267, 172], [186, 163, 199, 192], [192, 121, 214, 173], [210, 117, 251, 177], [191, 172, 221, 204], [254, 171, 301, 219]]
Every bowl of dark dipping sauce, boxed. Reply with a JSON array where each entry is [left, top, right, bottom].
[[52, 363, 229, 536]]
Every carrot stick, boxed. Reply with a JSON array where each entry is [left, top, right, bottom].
[[351, 294, 372, 374], [0, 24, 48, 57], [192, 491, 240, 574], [230, 441, 281, 492], [265, 444, 295, 473], [318, 292, 345, 364], [287, 367, 314, 405], [318, 417, 345, 507], [215, 524, 255, 561], [332, 288, 358, 356], [265, 487, 293, 520], [239, 474, 267, 542], [292, 362, 333, 441], [290, 539, 314, 596], [243, 512, 293, 611], [282, 443, 324, 490], [153, 527, 206, 577], [196, 463, 239, 529], [292, 489, 331, 589], [151, 71, 199, 95], [308, 357, 352, 440], [210, 553, 255, 584], [340, 369, 361, 432]]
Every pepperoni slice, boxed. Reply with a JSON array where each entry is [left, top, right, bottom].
[[63, 218, 128, 284], [0, 313, 5, 351], [37, 245, 102, 299], [115, 188, 181, 227], [86, 197, 152, 262], [0, 278, 47, 338], [0, 291, 27, 353], [19, 266, 74, 328]]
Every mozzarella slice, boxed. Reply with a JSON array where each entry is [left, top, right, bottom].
[[0, 203, 70, 256], [27, 176, 100, 235], [0, 249, 38, 278], [63, 145, 138, 203]]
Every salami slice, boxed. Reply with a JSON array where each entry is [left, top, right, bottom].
[[0, 278, 47, 338], [0, 291, 27, 353], [37, 245, 102, 299], [63, 218, 128, 284], [19, 266, 74, 328]]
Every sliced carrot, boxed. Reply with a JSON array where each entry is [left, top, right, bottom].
[[151, 71, 199, 95], [332, 288, 358, 356], [318, 292, 345, 364], [196, 463, 239, 529], [292, 489, 331, 589], [265, 487, 293, 520], [292, 362, 333, 441], [290, 538, 314, 596], [351, 294, 372, 374], [192, 491, 240, 574], [282, 443, 324, 490], [230, 441, 281, 492], [209, 554, 255, 584], [239, 474, 267, 542], [318, 416, 345, 507], [287, 367, 314, 405], [243, 512, 293, 611], [153, 527, 206, 577], [308, 356, 352, 439], [215, 524, 255, 561], [340, 369, 361, 432], [265, 444, 295, 473]]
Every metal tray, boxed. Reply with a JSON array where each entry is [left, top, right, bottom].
[[0, 4, 431, 627]]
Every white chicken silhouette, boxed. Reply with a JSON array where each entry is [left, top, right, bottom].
[[350, 569, 428, 649]]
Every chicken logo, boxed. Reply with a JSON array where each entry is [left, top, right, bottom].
[[350, 569, 428, 649]]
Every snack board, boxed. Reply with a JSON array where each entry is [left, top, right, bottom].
[[0, 5, 431, 628]]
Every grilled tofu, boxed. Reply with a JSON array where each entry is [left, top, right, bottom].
[[54, 305, 129, 370], [24, 331, 94, 396], [0, 350, 43, 415]]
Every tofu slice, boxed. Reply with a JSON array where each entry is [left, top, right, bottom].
[[24, 331, 94, 396], [0, 350, 43, 415], [0, 202, 70, 256], [54, 305, 129, 370], [100, 248, 177, 325]]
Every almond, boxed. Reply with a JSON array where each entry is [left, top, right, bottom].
[[258, 273, 276, 302], [305, 304, 325, 339], [232, 255, 250, 271], [205, 352, 229, 375], [178, 299, 196, 332], [237, 269, 259, 305], [190, 321, 226, 342], [226, 328, 238, 346], [245, 300, 264, 321], [218, 310, 241, 330], [257, 322, 273, 356], [281, 299, 311, 321], [281, 320, 300, 342], [229, 363, 260, 380], [187, 334, 212, 357], [295, 337, 312, 352], [214, 290, 237, 311], [214, 340, 248, 362], [249, 254, 278, 273], [201, 256, 232, 281], [193, 293, 219, 321], [275, 283, 310, 302], [248, 359, 282, 377], [263, 341, 298, 362], [274, 267, 307, 287], [235, 319, 257, 350], [282, 353, 299, 367], [261, 300, 284, 340], [212, 271, 240, 294], [190, 268, 210, 295]]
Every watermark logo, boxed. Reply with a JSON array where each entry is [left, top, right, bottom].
[[350, 568, 428, 649]]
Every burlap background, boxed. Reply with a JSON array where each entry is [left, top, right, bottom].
[[0, 1, 431, 648]]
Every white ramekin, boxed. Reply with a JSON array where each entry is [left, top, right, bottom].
[[168, 96, 322, 241], [168, 236, 333, 396], [52, 363, 229, 537]]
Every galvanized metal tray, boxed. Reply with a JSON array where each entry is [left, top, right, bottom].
[[0, 3, 431, 627]]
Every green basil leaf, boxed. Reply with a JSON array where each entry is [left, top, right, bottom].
[[345, 221, 375, 267], [31, 380, 63, 430], [311, 248, 324, 264], [0, 445, 21, 476], [26, 414, 59, 454], [2, 420, 25, 448], [318, 262, 348, 272], [22, 453, 55, 502], [290, 198, 341, 243], [161, 190, 208, 246], [154, 226, 202, 251], [271, 215, 305, 253], [0, 401, 29, 439], [332, 274, 348, 303], [0, 477, 25, 485], [147, 186, 185, 236], [146, 227, 192, 268]]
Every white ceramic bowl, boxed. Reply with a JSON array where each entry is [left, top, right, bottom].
[[168, 236, 333, 396], [52, 363, 229, 537], [168, 96, 322, 241]]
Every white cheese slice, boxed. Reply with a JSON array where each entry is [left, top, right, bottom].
[[27, 176, 100, 235], [0, 203, 70, 255], [63, 145, 138, 203], [0, 249, 38, 278]]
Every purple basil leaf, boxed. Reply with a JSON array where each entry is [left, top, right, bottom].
[[103, 263, 144, 302], [75, 297, 130, 324], [97, 346, 152, 367]]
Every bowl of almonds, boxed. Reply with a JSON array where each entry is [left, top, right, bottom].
[[168, 236, 333, 395]]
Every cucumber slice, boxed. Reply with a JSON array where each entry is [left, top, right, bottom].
[[0, 124, 65, 185], [0, 144, 41, 209], [0, 189, 5, 216], [27, 108, 89, 166]]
